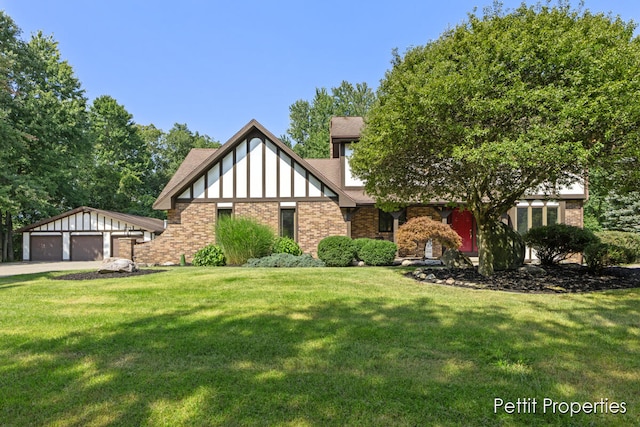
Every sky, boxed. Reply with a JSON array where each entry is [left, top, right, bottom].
[[1, 1, 639, 143]]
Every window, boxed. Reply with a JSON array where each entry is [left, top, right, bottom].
[[515, 201, 559, 234], [217, 208, 232, 221], [280, 209, 295, 239], [378, 209, 407, 233]]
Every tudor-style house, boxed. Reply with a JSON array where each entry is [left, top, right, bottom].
[[135, 117, 586, 264]]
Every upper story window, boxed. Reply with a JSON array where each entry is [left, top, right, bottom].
[[343, 143, 364, 187]]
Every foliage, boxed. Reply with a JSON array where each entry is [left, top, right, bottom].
[[523, 224, 598, 266], [317, 235, 356, 267], [583, 242, 617, 274], [601, 191, 640, 233], [272, 237, 303, 256], [282, 81, 375, 158], [396, 216, 462, 256], [355, 239, 397, 266], [595, 231, 640, 263], [243, 253, 325, 268], [349, 3, 640, 276], [215, 216, 274, 265], [192, 244, 226, 267]]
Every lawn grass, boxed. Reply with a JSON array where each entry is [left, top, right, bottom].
[[0, 266, 638, 426]]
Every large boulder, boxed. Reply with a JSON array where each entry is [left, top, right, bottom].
[[98, 257, 138, 274], [486, 221, 525, 271], [441, 248, 474, 269]]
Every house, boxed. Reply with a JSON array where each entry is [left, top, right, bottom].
[[18, 206, 165, 261], [135, 118, 586, 264]]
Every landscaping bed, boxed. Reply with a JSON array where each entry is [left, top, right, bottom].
[[409, 264, 640, 293], [54, 269, 165, 280]]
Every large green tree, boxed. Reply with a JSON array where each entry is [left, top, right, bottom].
[[0, 16, 89, 260], [350, 3, 640, 276], [284, 81, 375, 158], [87, 95, 152, 214]]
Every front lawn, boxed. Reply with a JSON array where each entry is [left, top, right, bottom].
[[0, 267, 638, 426]]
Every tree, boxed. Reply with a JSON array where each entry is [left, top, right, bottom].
[[350, 3, 640, 276], [0, 19, 89, 260], [283, 81, 375, 158], [158, 123, 220, 178], [87, 95, 151, 214]]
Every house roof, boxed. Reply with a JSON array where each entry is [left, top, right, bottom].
[[306, 158, 376, 205], [330, 116, 364, 140], [17, 206, 166, 233], [153, 119, 357, 210]]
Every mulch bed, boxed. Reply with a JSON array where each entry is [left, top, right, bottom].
[[54, 269, 166, 281], [408, 264, 640, 293]]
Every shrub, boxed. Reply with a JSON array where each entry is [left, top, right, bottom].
[[272, 237, 303, 256], [523, 224, 598, 266], [243, 253, 325, 268], [595, 231, 640, 263], [192, 244, 226, 267], [397, 216, 463, 257], [317, 236, 356, 267], [215, 216, 275, 265], [358, 239, 398, 266], [584, 241, 634, 273], [352, 238, 372, 260]]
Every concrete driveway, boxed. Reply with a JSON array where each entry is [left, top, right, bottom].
[[0, 261, 102, 278]]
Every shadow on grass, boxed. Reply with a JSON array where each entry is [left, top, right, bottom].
[[1, 293, 638, 425]]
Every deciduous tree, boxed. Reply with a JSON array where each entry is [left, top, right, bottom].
[[350, 3, 640, 276]]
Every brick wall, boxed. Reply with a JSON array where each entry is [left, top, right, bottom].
[[235, 202, 280, 231], [564, 200, 584, 227], [135, 202, 216, 264], [298, 201, 347, 256]]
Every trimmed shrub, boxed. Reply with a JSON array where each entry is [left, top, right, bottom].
[[358, 239, 397, 266], [192, 244, 226, 267], [584, 241, 637, 274], [523, 224, 598, 266], [244, 253, 325, 268], [397, 216, 462, 257], [272, 237, 303, 256], [215, 216, 275, 265], [353, 238, 373, 260], [595, 231, 640, 263], [317, 236, 356, 267]]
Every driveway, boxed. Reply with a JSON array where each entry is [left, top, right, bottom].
[[0, 261, 102, 278]]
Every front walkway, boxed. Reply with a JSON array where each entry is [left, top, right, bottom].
[[0, 261, 102, 278]]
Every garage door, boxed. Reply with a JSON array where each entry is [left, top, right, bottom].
[[31, 235, 63, 261], [71, 235, 103, 261]]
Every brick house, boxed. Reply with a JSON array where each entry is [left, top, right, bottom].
[[135, 118, 586, 264]]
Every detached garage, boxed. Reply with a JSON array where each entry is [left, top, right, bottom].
[[18, 206, 165, 261]]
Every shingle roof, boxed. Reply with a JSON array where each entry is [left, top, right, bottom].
[[153, 148, 218, 209], [152, 119, 357, 210], [17, 206, 165, 233], [330, 117, 364, 140]]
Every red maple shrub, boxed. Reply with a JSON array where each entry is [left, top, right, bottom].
[[397, 216, 462, 257]]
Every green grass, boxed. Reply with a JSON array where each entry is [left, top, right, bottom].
[[1, 267, 638, 426]]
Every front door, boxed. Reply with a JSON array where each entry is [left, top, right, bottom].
[[450, 208, 477, 254]]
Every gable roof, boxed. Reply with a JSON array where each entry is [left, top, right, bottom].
[[17, 206, 166, 233], [153, 119, 356, 209]]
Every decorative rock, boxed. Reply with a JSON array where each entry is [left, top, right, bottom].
[[98, 257, 138, 274], [445, 277, 456, 285], [441, 249, 474, 269], [403, 259, 443, 267], [426, 274, 436, 281], [518, 264, 547, 277]]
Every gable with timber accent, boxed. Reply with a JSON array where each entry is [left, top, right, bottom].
[[176, 130, 338, 203]]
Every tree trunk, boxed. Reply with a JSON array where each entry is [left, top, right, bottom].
[[0, 211, 4, 262], [476, 214, 496, 277], [7, 213, 13, 262]]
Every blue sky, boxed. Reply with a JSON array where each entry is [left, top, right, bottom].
[[1, 1, 639, 143]]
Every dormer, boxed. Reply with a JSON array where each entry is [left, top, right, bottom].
[[330, 117, 365, 188]]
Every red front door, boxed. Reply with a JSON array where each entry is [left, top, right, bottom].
[[450, 208, 477, 253]]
